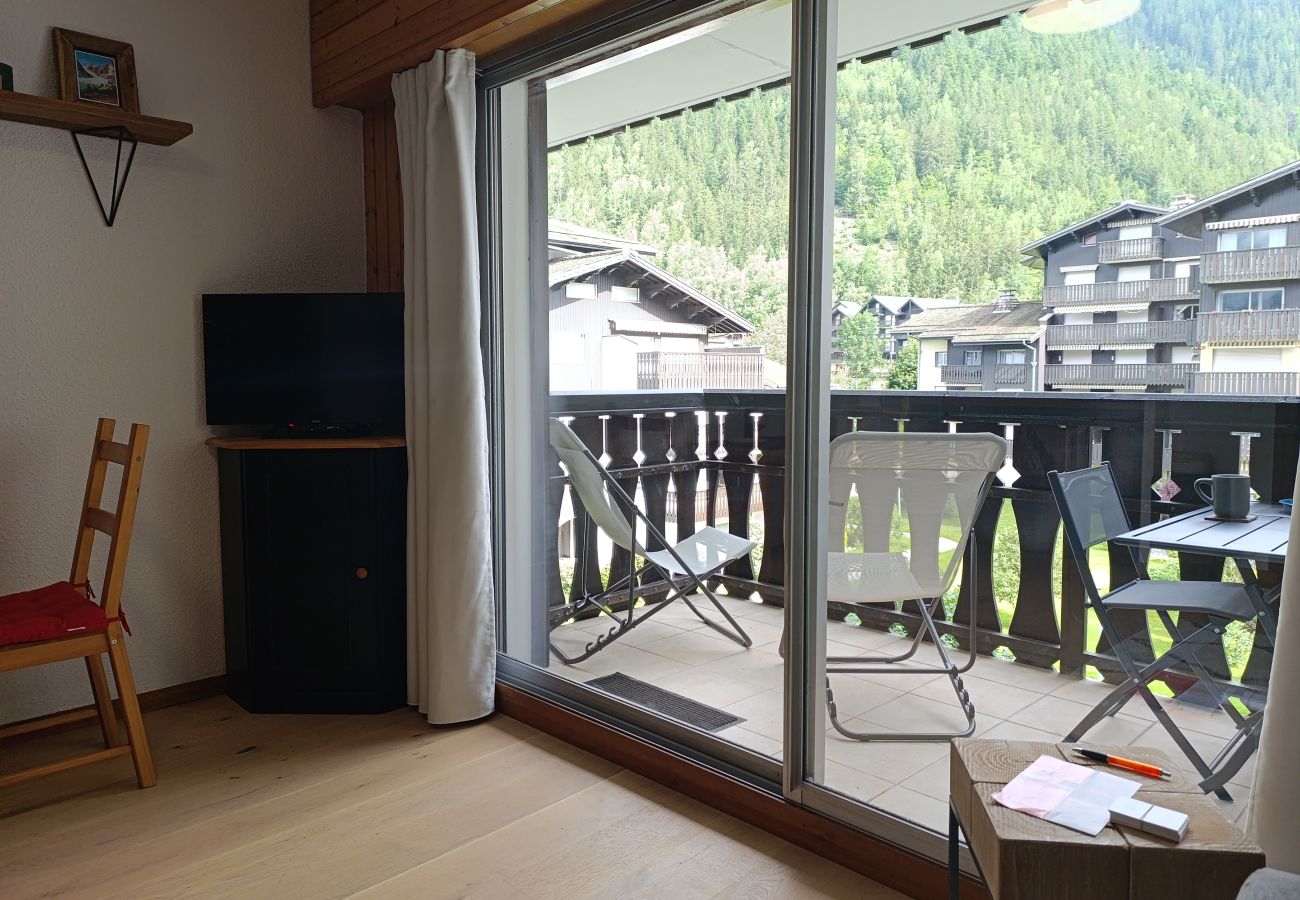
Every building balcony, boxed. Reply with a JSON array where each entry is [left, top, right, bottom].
[[637, 350, 764, 390], [1201, 246, 1300, 284], [1044, 275, 1199, 309], [1191, 371, 1300, 396], [1196, 308, 1300, 346], [1046, 319, 1197, 350], [940, 364, 982, 384], [992, 363, 1030, 386], [1098, 236, 1165, 263], [545, 390, 1293, 832], [1044, 362, 1198, 388]]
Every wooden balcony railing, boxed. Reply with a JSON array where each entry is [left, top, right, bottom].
[[941, 364, 982, 384], [1044, 275, 1199, 308], [992, 363, 1030, 386], [1099, 236, 1165, 263], [1190, 371, 1300, 396], [1046, 319, 1196, 349], [1196, 308, 1300, 346], [1201, 246, 1300, 283], [637, 350, 764, 390], [548, 391, 1298, 695], [1044, 363, 1198, 387]]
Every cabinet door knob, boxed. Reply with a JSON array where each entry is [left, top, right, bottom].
[[355, 567, 369, 580]]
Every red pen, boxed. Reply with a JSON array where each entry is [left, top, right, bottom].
[[1073, 747, 1170, 779]]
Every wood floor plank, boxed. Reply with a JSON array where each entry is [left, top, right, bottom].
[[0, 699, 904, 900]]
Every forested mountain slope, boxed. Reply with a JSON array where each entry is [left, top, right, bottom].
[[547, 0, 1300, 359]]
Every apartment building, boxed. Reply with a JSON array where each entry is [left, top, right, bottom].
[[890, 291, 1045, 391], [1019, 200, 1203, 392], [1159, 159, 1300, 396]]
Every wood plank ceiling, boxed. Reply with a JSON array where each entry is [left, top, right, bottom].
[[313, 0, 628, 289]]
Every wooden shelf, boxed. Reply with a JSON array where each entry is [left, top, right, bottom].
[[0, 91, 192, 146], [206, 436, 406, 450]]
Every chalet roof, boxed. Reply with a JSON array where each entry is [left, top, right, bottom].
[[868, 295, 957, 315], [548, 219, 657, 256], [891, 300, 1046, 345], [548, 249, 754, 334], [1018, 200, 1170, 256], [1157, 159, 1300, 239]]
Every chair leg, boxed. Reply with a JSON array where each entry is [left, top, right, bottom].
[[85, 652, 121, 748], [104, 624, 155, 788]]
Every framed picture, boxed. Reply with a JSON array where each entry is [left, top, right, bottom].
[[52, 28, 139, 113]]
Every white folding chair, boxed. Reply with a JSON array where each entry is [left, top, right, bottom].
[[549, 418, 754, 664], [824, 430, 1005, 741]]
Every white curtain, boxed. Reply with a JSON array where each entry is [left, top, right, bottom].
[[393, 51, 496, 724], [1250, 462, 1299, 873]]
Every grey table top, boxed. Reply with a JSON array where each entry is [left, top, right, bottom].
[[1117, 503, 1290, 564]]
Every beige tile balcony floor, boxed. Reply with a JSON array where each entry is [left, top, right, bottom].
[[548, 595, 1255, 836]]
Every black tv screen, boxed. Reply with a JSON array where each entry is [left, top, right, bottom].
[[202, 293, 404, 427]]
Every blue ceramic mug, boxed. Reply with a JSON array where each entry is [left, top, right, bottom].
[[1194, 474, 1251, 520]]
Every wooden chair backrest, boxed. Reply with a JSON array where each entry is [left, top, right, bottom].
[[69, 418, 149, 619]]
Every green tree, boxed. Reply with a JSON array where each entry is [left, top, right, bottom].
[[886, 339, 920, 391], [836, 314, 884, 388]]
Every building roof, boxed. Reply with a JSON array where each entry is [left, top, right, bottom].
[[867, 295, 949, 315], [890, 300, 1046, 345], [548, 219, 657, 256], [548, 249, 754, 334], [1018, 200, 1170, 256], [1157, 159, 1300, 239]]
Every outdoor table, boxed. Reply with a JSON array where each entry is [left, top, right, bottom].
[[1113, 501, 1287, 794]]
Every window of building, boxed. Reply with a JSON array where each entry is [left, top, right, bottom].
[[1218, 288, 1284, 312], [1063, 270, 1096, 286], [610, 285, 641, 303], [963, 349, 981, 366], [1217, 227, 1287, 252], [1081, 233, 1097, 246], [565, 281, 597, 299], [1092, 311, 1118, 324], [1092, 349, 1116, 365], [997, 349, 1026, 365], [1118, 224, 1153, 241], [935, 351, 948, 366]]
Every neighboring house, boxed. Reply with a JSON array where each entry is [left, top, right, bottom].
[[891, 291, 1046, 392], [1019, 199, 1203, 392], [832, 295, 957, 363], [1158, 159, 1300, 396], [547, 221, 757, 391]]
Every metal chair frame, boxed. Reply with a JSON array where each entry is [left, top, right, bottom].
[[549, 428, 752, 665], [1049, 462, 1256, 801]]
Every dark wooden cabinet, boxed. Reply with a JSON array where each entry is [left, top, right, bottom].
[[216, 444, 406, 713]]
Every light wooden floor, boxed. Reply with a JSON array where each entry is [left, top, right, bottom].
[[0, 697, 905, 899]]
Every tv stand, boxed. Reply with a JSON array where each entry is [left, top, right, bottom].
[[266, 422, 372, 439]]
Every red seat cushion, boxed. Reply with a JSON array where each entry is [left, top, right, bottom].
[[0, 582, 108, 647]]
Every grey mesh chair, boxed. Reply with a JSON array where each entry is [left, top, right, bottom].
[[549, 418, 754, 664], [824, 430, 1006, 742], [1048, 463, 1258, 800]]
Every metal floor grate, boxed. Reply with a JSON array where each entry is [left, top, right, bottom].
[[585, 672, 745, 733]]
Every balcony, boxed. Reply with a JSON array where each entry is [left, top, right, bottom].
[[545, 390, 1294, 832], [992, 363, 1030, 386], [637, 350, 764, 390], [1191, 371, 1300, 396], [1046, 319, 1197, 349], [1099, 236, 1165, 263], [1201, 246, 1300, 283], [940, 364, 982, 384], [1044, 362, 1198, 388], [1197, 308, 1300, 346], [1044, 275, 1199, 309]]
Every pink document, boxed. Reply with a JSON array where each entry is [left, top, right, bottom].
[[992, 755, 1140, 836]]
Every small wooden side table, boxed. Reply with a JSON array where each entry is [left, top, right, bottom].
[[949, 739, 1263, 900]]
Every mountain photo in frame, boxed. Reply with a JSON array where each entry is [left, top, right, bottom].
[[52, 28, 139, 113]]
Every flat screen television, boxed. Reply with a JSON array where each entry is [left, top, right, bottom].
[[202, 292, 404, 430]]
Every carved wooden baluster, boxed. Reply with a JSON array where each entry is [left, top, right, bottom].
[[639, 412, 671, 556], [1006, 423, 1065, 668], [755, 406, 786, 604], [568, 416, 606, 614], [546, 427, 568, 620], [721, 410, 757, 585], [670, 411, 700, 543], [604, 413, 639, 593], [952, 423, 1003, 644]]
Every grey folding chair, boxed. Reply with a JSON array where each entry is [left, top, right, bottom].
[[824, 430, 1006, 742], [1048, 463, 1258, 800], [549, 418, 754, 664]]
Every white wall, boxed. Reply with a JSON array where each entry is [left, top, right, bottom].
[[0, 0, 365, 723]]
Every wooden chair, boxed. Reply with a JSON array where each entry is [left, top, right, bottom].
[[0, 418, 155, 789]]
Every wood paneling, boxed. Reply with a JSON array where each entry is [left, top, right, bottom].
[[311, 0, 626, 108], [362, 98, 403, 291]]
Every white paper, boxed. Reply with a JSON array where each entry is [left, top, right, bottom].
[[992, 755, 1141, 836]]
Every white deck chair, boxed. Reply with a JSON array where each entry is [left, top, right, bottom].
[[549, 418, 754, 664], [825, 430, 1006, 741]]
